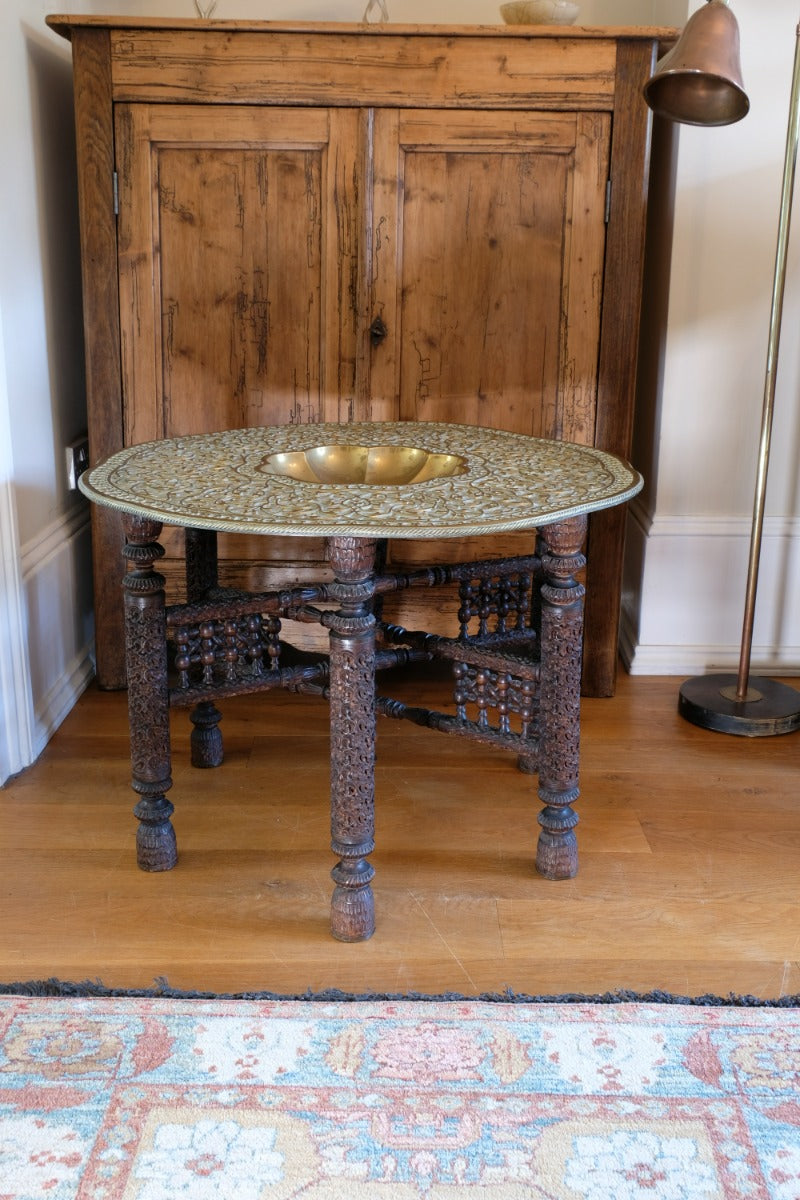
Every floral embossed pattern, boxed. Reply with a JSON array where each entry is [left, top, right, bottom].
[[79, 421, 642, 539], [2, 996, 800, 1198]]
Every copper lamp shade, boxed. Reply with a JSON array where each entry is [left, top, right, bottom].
[[644, 0, 749, 127]]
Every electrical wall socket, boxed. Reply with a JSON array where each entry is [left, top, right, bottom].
[[66, 436, 89, 491]]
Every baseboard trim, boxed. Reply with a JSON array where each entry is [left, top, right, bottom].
[[622, 506, 800, 677], [30, 645, 95, 761], [620, 603, 800, 677], [18, 502, 95, 766], [0, 480, 34, 785]]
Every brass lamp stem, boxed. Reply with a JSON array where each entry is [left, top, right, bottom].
[[735, 21, 800, 701]]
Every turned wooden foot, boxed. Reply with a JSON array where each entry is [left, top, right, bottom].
[[330, 853, 376, 943], [134, 792, 177, 872], [536, 805, 579, 880]]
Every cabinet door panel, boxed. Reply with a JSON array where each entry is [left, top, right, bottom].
[[116, 105, 363, 614], [371, 109, 609, 441], [370, 110, 610, 630]]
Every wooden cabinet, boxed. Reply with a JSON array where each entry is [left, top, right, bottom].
[[49, 15, 675, 694]]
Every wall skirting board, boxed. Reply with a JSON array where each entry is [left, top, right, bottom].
[[6, 501, 95, 782], [0, 479, 34, 786], [622, 499, 800, 676]]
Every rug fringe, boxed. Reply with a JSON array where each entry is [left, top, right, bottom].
[[0, 978, 798, 1006]]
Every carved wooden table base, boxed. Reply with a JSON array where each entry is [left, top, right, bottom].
[[120, 513, 588, 942], [82, 422, 642, 942]]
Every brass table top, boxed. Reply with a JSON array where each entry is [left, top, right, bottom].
[[79, 421, 643, 539]]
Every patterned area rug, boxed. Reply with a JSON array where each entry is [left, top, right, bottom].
[[2, 992, 800, 1198]]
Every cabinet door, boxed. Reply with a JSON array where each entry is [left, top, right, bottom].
[[115, 104, 365, 612], [370, 110, 610, 441], [368, 110, 610, 631]]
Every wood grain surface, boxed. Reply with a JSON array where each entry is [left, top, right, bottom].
[[2, 669, 798, 1000]]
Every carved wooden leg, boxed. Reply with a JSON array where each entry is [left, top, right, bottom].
[[122, 514, 176, 872], [327, 536, 378, 942], [518, 533, 545, 776], [535, 515, 587, 880], [185, 527, 224, 767]]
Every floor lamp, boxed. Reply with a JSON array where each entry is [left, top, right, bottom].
[[644, 0, 800, 736]]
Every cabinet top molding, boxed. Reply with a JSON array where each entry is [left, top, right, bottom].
[[46, 16, 676, 41], [45, 17, 675, 110]]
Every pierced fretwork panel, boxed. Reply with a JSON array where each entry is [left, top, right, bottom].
[[452, 660, 538, 738], [457, 570, 537, 640], [170, 613, 282, 689]]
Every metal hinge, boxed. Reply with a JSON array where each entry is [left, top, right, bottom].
[[604, 178, 612, 224], [113, 171, 119, 216]]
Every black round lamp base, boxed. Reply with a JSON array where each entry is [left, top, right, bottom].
[[678, 673, 800, 737]]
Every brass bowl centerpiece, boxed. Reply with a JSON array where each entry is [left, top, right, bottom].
[[264, 444, 467, 486]]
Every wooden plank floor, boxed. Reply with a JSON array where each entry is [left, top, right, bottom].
[[1, 669, 799, 999]]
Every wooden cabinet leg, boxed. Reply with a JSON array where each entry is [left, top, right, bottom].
[[122, 514, 176, 872], [536, 515, 587, 880], [327, 536, 378, 942]]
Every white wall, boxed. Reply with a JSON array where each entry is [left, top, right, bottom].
[[0, 300, 35, 784], [0, 0, 94, 785], [623, 0, 800, 677]]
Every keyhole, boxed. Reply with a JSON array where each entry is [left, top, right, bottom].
[[369, 315, 388, 346]]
